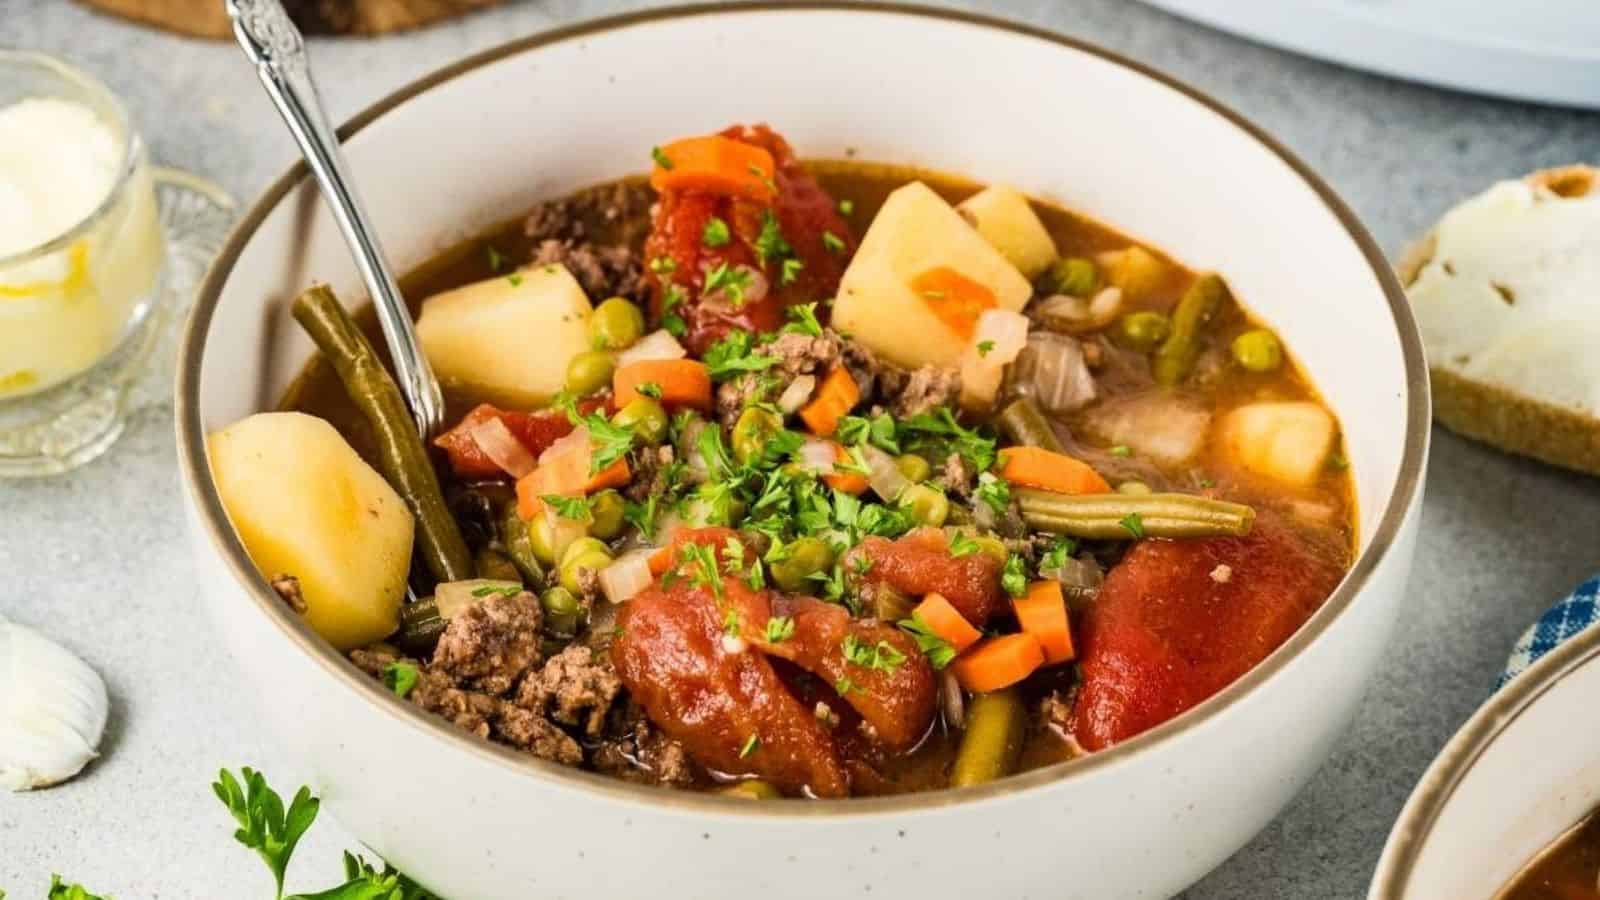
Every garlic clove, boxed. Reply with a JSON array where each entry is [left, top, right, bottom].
[[0, 616, 109, 791]]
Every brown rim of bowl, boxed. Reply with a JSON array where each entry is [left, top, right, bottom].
[[1371, 619, 1600, 898], [175, 1, 1429, 819]]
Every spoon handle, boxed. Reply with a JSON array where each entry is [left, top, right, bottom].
[[225, 0, 445, 438]]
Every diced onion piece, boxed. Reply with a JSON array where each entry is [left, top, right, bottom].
[[616, 329, 688, 368], [468, 415, 538, 478], [959, 309, 1030, 410], [434, 579, 522, 620], [653, 511, 685, 548], [1035, 286, 1123, 335], [540, 426, 589, 467], [797, 438, 838, 475], [778, 374, 818, 414], [862, 444, 910, 503], [1011, 332, 1097, 414], [599, 549, 655, 605]]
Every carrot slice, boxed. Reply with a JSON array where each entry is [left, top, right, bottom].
[[514, 449, 630, 520], [613, 359, 712, 411], [912, 593, 983, 652], [648, 545, 676, 576], [998, 446, 1111, 495], [1014, 581, 1075, 665], [821, 443, 869, 495], [909, 266, 998, 341], [649, 135, 777, 201], [951, 634, 1045, 693], [799, 367, 860, 436]]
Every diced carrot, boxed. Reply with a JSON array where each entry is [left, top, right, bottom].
[[514, 446, 630, 520], [909, 266, 998, 341], [951, 634, 1045, 693], [649, 135, 778, 201], [586, 457, 631, 493], [613, 359, 712, 411], [648, 545, 676, 576], [1014, 581, 1075, 665], [912, 593, 982, 652], [998, 446, 1111, 495], [799, 367, 859, 436], [821, 443, 869, 495]]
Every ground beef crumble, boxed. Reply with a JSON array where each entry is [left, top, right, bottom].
[[269, 574, 306, 614], [885, 364, 962, 418], [592, 703, 697, 788], [517, 645, 622, 738], [523, 181, 651, 304], [937, 452, 977, 500], [431, 591, 544, 695]]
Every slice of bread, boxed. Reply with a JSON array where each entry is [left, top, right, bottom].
[[1401, 165, 1600, 475]]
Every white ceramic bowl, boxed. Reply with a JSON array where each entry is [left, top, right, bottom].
[[176, 6, 1428, 899], [1371, 626, 1600, 898]]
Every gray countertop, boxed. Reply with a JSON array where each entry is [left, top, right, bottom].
[[2, 1, 1597, 897]]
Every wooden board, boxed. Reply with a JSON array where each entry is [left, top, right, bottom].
[[79, 0, 502, 38]]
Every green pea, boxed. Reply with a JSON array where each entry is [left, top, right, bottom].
[[732, 407, 785, 466], [719, 780, 782, 800], [527, 513, 558, 566], [1117, 480, 1153, 495], [1230, 329, 1283, 372], [1045, 257, 1099, 298], [539, 586, 585, 637], [613, 397, 668, 445], [565, 350, 615, 396], [560, 548, 614, 595], [1116, 311, 1172, 352], [589, 297, 646, 350], [894, 453, 932, 483], [770, 537, 836, 593], [587, 489, 626, 540], [559, 536, 609, 572], [898, 483, 949, 527]]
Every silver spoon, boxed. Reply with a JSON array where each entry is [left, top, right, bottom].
[[225, 0, 445, 438]]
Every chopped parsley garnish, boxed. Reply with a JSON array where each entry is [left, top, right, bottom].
[[1039, 536, 1078, 572], [974, 472, 1011, 515], [635, 381, 663, 399], [837, 199, 854, 216], [821, 230, 846, 254], [381, 662, 418, 699], [765, 616, 795, 643], [661, 283, 688, 336], [485, 245, 505, 272], [703, 262, 754, 306], [747, 163, 779, 194], [739, 735, 761, 758], [1109, 444, 1132, 458], [702, 216, 731, 248], [651, 146, 674, 169], [680, 541, 725, 602], [898, 406, 998, 472], [780, 257, 805, 286], [753, 210, 793, 266], [948, 532, 980, 558], [977, 339, 995, 357], [507, 272, 524, 287], [541, 494, 591, 520], [556, 392, 636, 475], [1120, 512, 1146, 539], [1198, 477, 1216, 489], [703, 331, 778, 380], [835, 412, 901, 455], [720, 535, 765, 590], [898, 615, 956, 669], [722, 607, 742, 637], [781, 302, 823, 337], [624, 496, 660, 539], [1001, 553, 1027, 598], [470, 583, 521, 598], [649, 255, 677, 275], [835, 676, 857, 696], [841, 635, 906, 673]]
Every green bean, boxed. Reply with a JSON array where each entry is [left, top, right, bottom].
[[396, 597, 445, 655], [474, 547, 522, 584], [1151, 273, 1228, 386], [292, 285, 472, 584], [720, 780, 782, 800], [951, 689, 1026, 788], [1016, 488, 1254, 539], [994, 397, 1065, 453], [498, 504, 544, 584]]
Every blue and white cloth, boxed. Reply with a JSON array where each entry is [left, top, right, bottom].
[[1499, 576, 1600, 688]]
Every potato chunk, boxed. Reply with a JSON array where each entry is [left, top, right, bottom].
[[209, 412, 414, 649], [833, 182, 1031, 370], [1218, 402, 1336, 488], [956, 185, 1058, 280], [416, 264, 593, 407]]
